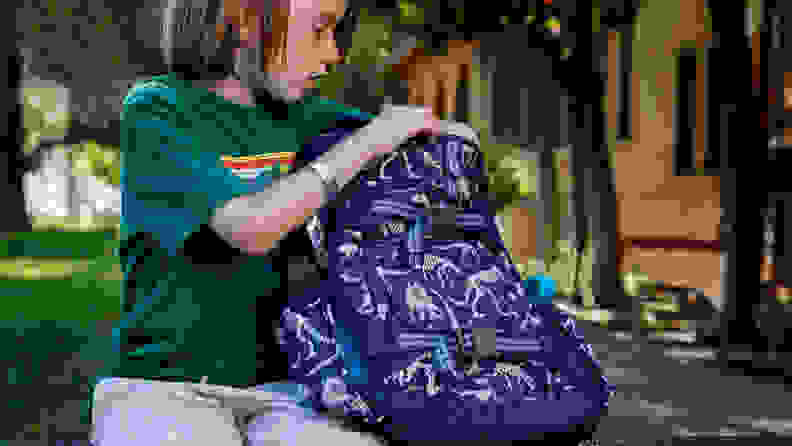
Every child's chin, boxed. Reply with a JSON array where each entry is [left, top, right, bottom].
[[284, 89, 307, 102], [287, 83, 316, 101]]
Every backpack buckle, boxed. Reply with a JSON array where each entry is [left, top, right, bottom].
[[455, 327, 502, 376]]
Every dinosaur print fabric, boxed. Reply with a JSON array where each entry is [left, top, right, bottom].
[[278, 117, 614, 442]]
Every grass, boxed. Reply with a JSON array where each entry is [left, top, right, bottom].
[[0, 216, 124, 437], [30, 215, 120, 232], [0, 231, 117, 259], [1, 216, 122, 323], [0, 257, 98, 279], [0, 266, 121, 322]]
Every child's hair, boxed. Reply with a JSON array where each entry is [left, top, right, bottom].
[[161, 0, 283, 80]]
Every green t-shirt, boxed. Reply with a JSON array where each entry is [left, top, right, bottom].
[[111, 73, 373, 389]]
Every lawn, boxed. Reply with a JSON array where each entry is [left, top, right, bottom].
[[1, 216, 124, 440], [0, 216, 122, 323]]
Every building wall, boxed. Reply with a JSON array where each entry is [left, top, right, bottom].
[[606, 0, 725, 300]]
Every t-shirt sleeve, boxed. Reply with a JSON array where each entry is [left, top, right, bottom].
[[120, 88, 262, 257]]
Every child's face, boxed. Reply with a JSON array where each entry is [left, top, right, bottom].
[[230, 0, 347, 102]]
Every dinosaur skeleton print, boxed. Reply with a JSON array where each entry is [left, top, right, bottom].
[[280, 120, 614, 436]]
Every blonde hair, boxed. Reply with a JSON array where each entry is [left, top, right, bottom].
[[161, 0, 291, 79]]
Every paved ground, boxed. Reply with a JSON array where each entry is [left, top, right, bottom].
[[573, 316, 792, 445]]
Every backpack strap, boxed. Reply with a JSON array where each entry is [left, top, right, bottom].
[[284, 115, 373, 278]]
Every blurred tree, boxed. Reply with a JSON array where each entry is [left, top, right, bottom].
[[13, 0, 157, 225], [17, 0, 166, 128], [22, 81, 122, 206]]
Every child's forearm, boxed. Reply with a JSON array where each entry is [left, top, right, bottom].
[[209, 123, 381, 256]]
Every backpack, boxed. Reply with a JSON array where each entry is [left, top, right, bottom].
[[278, 116, 614, 443]]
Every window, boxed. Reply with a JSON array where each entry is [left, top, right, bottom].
[[674, 47, 698, 176], [617, 27, 632, 140]]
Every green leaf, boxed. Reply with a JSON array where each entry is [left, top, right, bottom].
[[398, 0, 425, 25]]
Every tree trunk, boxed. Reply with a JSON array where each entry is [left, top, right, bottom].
[[715, 1, 766, 361], [1, 45, 33, 235], [574, 14, 625, 310]]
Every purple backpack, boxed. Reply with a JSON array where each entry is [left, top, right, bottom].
[[278, 116, 614, 443]]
